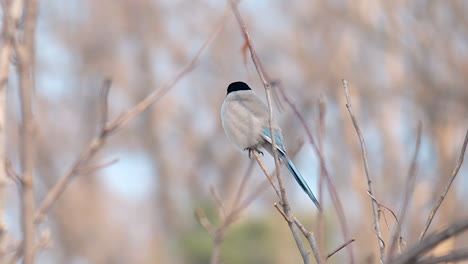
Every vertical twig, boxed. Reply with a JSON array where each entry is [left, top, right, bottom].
[[418, 129, 468, 241], [387, 123, 422, 261], [229, 2, 314, 263], [316, 97, 326, 253], [294, 217, 325, 264], [15, 0, 40, 263], [277, 82, 354, 263], [0, 0, 23, 235], [342, 79, 385, 262]]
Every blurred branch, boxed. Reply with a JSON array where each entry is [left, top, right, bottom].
[[316, 97, 326, 255], [419, 128, 468, 241], [414, 249, 468, 264], [74, 158, 119, 175], [326, 238, 356, 260], [387, 123, 422, 261], [229, 2, 333, 263], [195, 156, 264, 264], [252, 150, 281, 199], [342, 79, 384, 262], [390, 218, 468, 264], [34, 7, 228, 224], [15, 0, 40, 263], [293, 216, 325, 264], [0, 0, 23, 232], [277, 80, 355, 263]]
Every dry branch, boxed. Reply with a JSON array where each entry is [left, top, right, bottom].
[[294, 217, 325, 264], [33, 7, 227, 225], [414, 249, 468, 264], [387, 123, 422, 261], [229, 2, 316, 263], [390, 218, 468, 264], [15, 0, 40, 263], [277, 81, 354, 263], [326, 238, 356, 260], [342, 79, 385, 262], [419, 128, 468, 241]]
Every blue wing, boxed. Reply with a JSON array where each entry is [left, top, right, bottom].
[[261, 127, 320, 209]]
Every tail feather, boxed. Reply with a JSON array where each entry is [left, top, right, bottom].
[[280, 152, 320, 209]]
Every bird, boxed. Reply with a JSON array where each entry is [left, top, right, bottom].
[[221, 81, 320, 209]]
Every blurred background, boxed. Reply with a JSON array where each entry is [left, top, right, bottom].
[[3, 0, 468, 263]]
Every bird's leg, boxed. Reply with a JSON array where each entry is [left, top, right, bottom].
[[245, 147, 263, 159]]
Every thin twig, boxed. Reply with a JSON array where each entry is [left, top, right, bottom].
[[15, 0, 40, 263], [294, 217, 325, 264], [274, 203, 291, 223], [33, 8, 227, 224], [0, 0, 23, 234], [387, 123, 422, 261], [326, 238, 356, 260], [277, 81, 354, 263], [390, 218, 468, 264], [414, 249, 468, 264], [231, 159, 254, 211], [342, 79, 384, 262], [210, 186, 227, 221], [316, 97, 326, 254], [208, 149, 265, 264], [230, 2, 314, 263], [419, 128, 468, 241], [74, 158, 119, 175], [99, 79, 112, 135], [252, 150, 281, 199]]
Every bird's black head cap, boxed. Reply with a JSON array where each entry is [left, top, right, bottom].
[[227, 81, 251, 95]]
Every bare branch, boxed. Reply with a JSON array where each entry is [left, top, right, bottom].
[[419, 128, 468, 241], [414, 249, 468, 264], [74, 158, 119, 175], [294, 217, 325, 264], [274, 203, 291, 223], [277, 81, 354, 263], [390, 218, 468, 264], [252, 150, 281, 199], [342, 79, 384, 262], [387, 122, 423, 261], [15, 0, 40, 262], [326, 238, 356, 260], [34, 8, 227, 224]]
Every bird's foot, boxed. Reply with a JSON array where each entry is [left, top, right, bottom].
[[245, 148, 263, 159]]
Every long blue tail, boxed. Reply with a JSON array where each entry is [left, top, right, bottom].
[[280, 152, 321, 209], [261, 127, 320, 209]]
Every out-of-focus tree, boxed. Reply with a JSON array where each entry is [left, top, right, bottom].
[[1, 0, 467, 263]]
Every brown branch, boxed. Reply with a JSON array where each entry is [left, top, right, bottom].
[[230, 2, 317, 263], [252, 150, 281, 199], [0, 0, 23, 234], [419, 128, 468, 241], [294, 217, 325, 264], [342, 79, 384, 262], [390, 218, 468, 264], [277, 81, 354, 263], [316, 97, 326, 255], [387, 122, 422, 261], [33, 8, 227, 225], [326, 238, 356, 260], [414, 249, 468, 264], [5, 159, 21, 185], [74, 158, 119, 175], [275, 203, 291, 223], [207, 151, 266, 264], [15, 0, 39, 263]]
